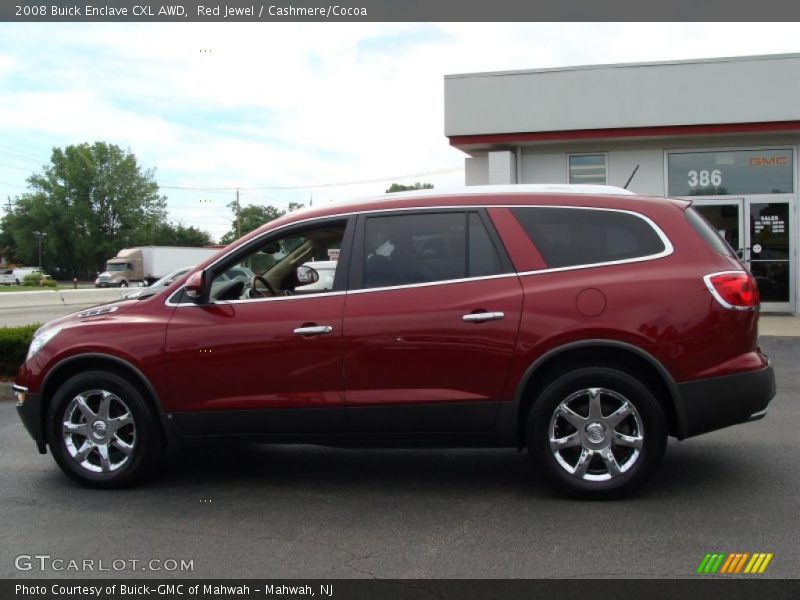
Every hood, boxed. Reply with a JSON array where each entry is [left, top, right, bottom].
[[38, 298, 140, 333]]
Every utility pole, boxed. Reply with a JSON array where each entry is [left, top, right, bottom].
[[4, 196, 13, 214], [32, 231, 47, 269], [235, 189, 241, 238]]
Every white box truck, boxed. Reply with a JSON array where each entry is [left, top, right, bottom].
[[95, 246, 219, 288]]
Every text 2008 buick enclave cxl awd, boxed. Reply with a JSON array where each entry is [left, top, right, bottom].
[[14, 185, 776, 498]]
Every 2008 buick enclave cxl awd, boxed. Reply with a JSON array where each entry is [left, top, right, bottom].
[[14, 185, 775, 498]]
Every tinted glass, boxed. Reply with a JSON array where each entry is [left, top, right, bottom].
[[569, 154, 606, 185], [511, 207, 666, 269], [668, 149, 793, 196], [468, 213, 503, 277], [364, 213, 466, 288], [686, 207, 737, 257], [749, 202, 790, 303]]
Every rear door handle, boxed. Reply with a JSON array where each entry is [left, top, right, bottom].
[[462, 311, 505, 323], [293, 325, 333, 336]]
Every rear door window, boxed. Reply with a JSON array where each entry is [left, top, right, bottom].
[[510, 207, 667, 269], [361, 211, 507, 289]]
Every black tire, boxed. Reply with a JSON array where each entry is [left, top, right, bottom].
[[119, 281, 128, 288], [528, 367, 667, 500], [46, 371, 164, 488]]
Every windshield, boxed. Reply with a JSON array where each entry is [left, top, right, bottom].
[[106, 262, 129, 272]]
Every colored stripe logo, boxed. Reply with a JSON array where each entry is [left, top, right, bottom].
[[697, 552, 773, 574]]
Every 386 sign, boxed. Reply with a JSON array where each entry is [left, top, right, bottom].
[[687, 169, 722, 188]]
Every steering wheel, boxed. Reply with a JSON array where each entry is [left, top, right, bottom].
[[250, 274, 277, 297]]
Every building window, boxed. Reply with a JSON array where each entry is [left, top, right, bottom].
[[667, 149, 794, 196], [568, 154, 607, 185]]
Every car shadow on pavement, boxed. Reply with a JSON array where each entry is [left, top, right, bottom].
[[143, 437, 774, 502]]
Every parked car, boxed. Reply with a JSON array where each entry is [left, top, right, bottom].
[[120, 266, 194, 300], [12, 267, 42, 285], [13, 184, 775, 498], [0, 269, 15, 285]]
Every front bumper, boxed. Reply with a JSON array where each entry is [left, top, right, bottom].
[[14, 384, 47, 454], [676, 362, 776, 438]]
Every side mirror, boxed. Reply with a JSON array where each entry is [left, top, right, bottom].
[[296, 265, 319, 285], [184, 270, 206, 301]]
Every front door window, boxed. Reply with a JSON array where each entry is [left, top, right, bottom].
[[210, 221, 346, 302]]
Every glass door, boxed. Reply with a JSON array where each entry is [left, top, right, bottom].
[[693, 199, 744, 256], [746, 197, 793, 312]]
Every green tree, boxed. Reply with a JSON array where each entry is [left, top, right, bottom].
[[1, 142, 168, 278], [219, 203, 285, 245], [385, 182, 434, 193], [152, 222, 214, 247]]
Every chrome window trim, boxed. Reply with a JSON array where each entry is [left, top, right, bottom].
[[165, 204, 674, 307], [346, 272, 518, 295]]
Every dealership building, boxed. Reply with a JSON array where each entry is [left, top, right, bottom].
[[444, 54, 799, 313]]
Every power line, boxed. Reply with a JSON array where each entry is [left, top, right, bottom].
[[158, 166, 463, 192], [0, 145, 45, 162], [0, 162, 36, 172]]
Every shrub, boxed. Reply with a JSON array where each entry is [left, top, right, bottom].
[[0, 324, 41, 376], [22, 273, 42, 286], [21, 273, 57, 288]]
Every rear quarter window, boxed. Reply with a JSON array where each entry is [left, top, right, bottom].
[[685, 206, 736, 258], [510, 207, 667, 269]]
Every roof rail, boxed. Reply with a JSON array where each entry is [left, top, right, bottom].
[[342, 183, 636, 204]]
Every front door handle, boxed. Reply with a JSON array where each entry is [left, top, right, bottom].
[[462, 311, 505, 323], [293, 325, 333, 336]]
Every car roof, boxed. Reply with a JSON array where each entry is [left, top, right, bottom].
[[225, 185, 689, 250]]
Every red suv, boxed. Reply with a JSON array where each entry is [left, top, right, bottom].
[[14, 185, 775, 498]]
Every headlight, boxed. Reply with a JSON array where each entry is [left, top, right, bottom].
[[27, 327, 62, 361]]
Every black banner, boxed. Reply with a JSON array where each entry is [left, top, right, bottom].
[[4, 0, 800, 22], [4, 579, 800, 600]]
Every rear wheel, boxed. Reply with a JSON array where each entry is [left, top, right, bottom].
[[46, 371, 163, 488], [528, 367, 667, 499]]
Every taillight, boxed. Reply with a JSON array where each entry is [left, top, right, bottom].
[[704, 271, 759, 310]]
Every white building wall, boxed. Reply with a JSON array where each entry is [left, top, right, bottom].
[[445, 54, 800, 137], [465, 156, 488, 186], [607, 149, 665, 196], [487, 151, 516, 184], [520, 153, 567, 184]]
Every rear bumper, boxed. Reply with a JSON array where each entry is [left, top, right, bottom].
[[676, 362, 776, 438], [14, 385, 47, 454]]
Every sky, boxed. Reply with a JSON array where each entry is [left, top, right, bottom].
[[1, 22, 800, 242]]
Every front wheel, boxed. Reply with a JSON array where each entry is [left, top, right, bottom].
[[46, 371, 164, 488], [528, 367, 667, 499]]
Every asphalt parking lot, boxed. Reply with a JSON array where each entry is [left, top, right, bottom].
[[0, 336, 797, 580]]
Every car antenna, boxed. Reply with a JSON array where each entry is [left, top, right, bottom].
[[623, 164, 640, 190]]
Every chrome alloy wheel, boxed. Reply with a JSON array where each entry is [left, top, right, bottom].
[[548, 387, 644, 482], [62, 390, 136, 473]]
